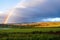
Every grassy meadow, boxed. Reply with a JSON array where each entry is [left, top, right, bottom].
[[0, 23, 60, 40]]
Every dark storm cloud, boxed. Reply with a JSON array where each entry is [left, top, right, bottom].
[[7, 0, 60, 23]]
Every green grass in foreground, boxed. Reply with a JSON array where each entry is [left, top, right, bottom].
[[0, 27, 60, 32], [0, 27, 60, 40]]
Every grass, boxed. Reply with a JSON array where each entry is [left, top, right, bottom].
[[0, 26, 60, 40], [0, 27, 60, 32]]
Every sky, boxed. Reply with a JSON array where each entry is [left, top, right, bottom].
[[0, 0, 21, 23], [0, 0, 60, 24], [0, 0, 21, 12]]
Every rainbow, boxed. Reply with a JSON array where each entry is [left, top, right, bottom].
[[4, 9, 14, 24], [3, 0, 25, 24]]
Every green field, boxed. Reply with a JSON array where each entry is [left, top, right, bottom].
[[0, 27, 60, 32], [0, 27, 60, 40]]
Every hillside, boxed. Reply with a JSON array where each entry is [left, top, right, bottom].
[[36, 22, 60, 27], [13, 22, 60, 27], [0, 22, 60, 28]]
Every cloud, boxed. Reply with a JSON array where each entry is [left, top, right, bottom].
[[41, 18, 60, 22], [16, 0, 46, 8], [3, 0, 60, 23], [0, 12, 5, 23], [0, 11, 8, 23], [0, 11, 3, 14]]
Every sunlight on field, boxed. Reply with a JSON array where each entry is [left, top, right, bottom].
[[13, 22, 60, 27]]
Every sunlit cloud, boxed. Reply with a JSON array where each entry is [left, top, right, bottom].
[[15, 0, 26, 8], [41, 18, 60, 22], [15, 0, 46, 8], [0, 11, 3, 14]]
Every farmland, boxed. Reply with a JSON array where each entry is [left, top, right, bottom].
[[0, 27, 60, 40], [0, 22, 60, 40]]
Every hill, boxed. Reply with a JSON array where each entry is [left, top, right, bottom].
[[36, 22, 60, 27], [0, 22, 60, 28], [13, 22, 60, 27]]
